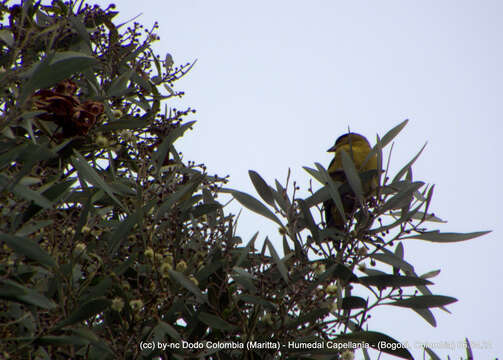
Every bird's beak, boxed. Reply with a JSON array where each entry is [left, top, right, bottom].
[[327, 144, 337, 152]]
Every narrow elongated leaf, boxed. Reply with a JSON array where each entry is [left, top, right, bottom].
[[370, 251, 414, 274], [232, 269, 258, 294], [359, 275, 432, 288], [273, 179, 291, 212], [412, 308, 437, 327], [68, 16, 92, 51], [168, 270, 207, 303], [70, 328, 113, 354], [153, 321, 181, 341], [303, 186, 330, 207], [153, 121, 195, 173], [265, 237, 289, 284], [465, 338, 473, 360], [388, 295, 457, 309], [392, 142, 427, 183], [298, 199, 319, 242], [337, 331, 413, 360], [249, 170, 276, 207], [21, 179, 76, 222], [71, 152, 124, 210], [15, 220, 53, 237], [340, 149, 363, 201], [96, 118, 148, 132], [198, 312, 237, 331], [420, 269, 441, 279], [0, 233, 56, 267], [314, 163, 346, 224], [402, 230, 491, 243], [238, 294, 277, 311], [303, 165, 326, 184], [0, 29, 14, 47], [285, 308, 329, 330], [0, 279, 57, 309], [156, 176, 202, 219], [341, 296, 367, 310], [107, 70, 133, 97], [55, 298, 110, 329], [379, 181, 424, 213], [19, 51, 98, 104], [380, 119, 409, 149], [390, 210, 445, 223], [0, 174, 53, 208], [424, 347, 442, 360], [37, 336, 90, 346], [109, 210, 141, 253], [222, 189, 283, 227], [235, 232, 258, 267]]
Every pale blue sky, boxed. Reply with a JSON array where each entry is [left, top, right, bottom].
[[91, 1, 501, 358]]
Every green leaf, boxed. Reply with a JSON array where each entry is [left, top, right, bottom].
[[340, 149, 364, 202], [232, 267, 258, 294], [0, 174, 53, 208], [285, 308, 329, 330], [389, 210, 446, 223], [153, 121, 195, 174], [249, 170, 276, 207], [21, 179, 76, 223], [303, 165, 326, 184], [70, 327, 114, 355], [298, 199, 319, 242], [0, 279, 57, 309], [402, 230, 491, 243], [108, 70, 134, 97], [314, 163, 346, 224], [424, 346, 442, 360], [109, 209, 143, 254], [388, 295, 457, 309], [19, 51, 98, 104], [15, 220, 53, 237], [71, 151, 124, 210], [198, 312, 237, 331], [156, 175, 203, 220], [0, 29, 14, 47], [0, 233, 56, 267], [37, 336, 90, 346], [68, 16, 92, 51], [168, 269, 207, 303], [341, 296, 367, 310], [235, 232, 258, 267], [303, 186, 330, 207], [393, 142, 427, 183], [378, 181, 424, 213], [55, 298, 111, 329], [221, 188, 283, 227], [465, 338, 473, 360], [379, 119, 409, 149], [420, 269, 441, 279], [95, 118, 148, 132], [189, 203, 221, 219], [265, 237, 289, 284], [359, 275, 432, 288], [412, 308, 437, 327], [153, 321, 181, 341], [337, 331, 413, 360], [370, 251, 414, 274], [238, 294, 277, 311]]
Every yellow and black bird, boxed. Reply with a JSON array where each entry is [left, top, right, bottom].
[[323, 133, 378, 230]]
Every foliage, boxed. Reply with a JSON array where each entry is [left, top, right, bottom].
[[0, 1, 489, 360]]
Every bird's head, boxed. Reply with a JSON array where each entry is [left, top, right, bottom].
[[327, 132, 371, 152]]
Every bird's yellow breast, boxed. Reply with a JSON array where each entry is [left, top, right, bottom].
[[328, 141, 377, 174]]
